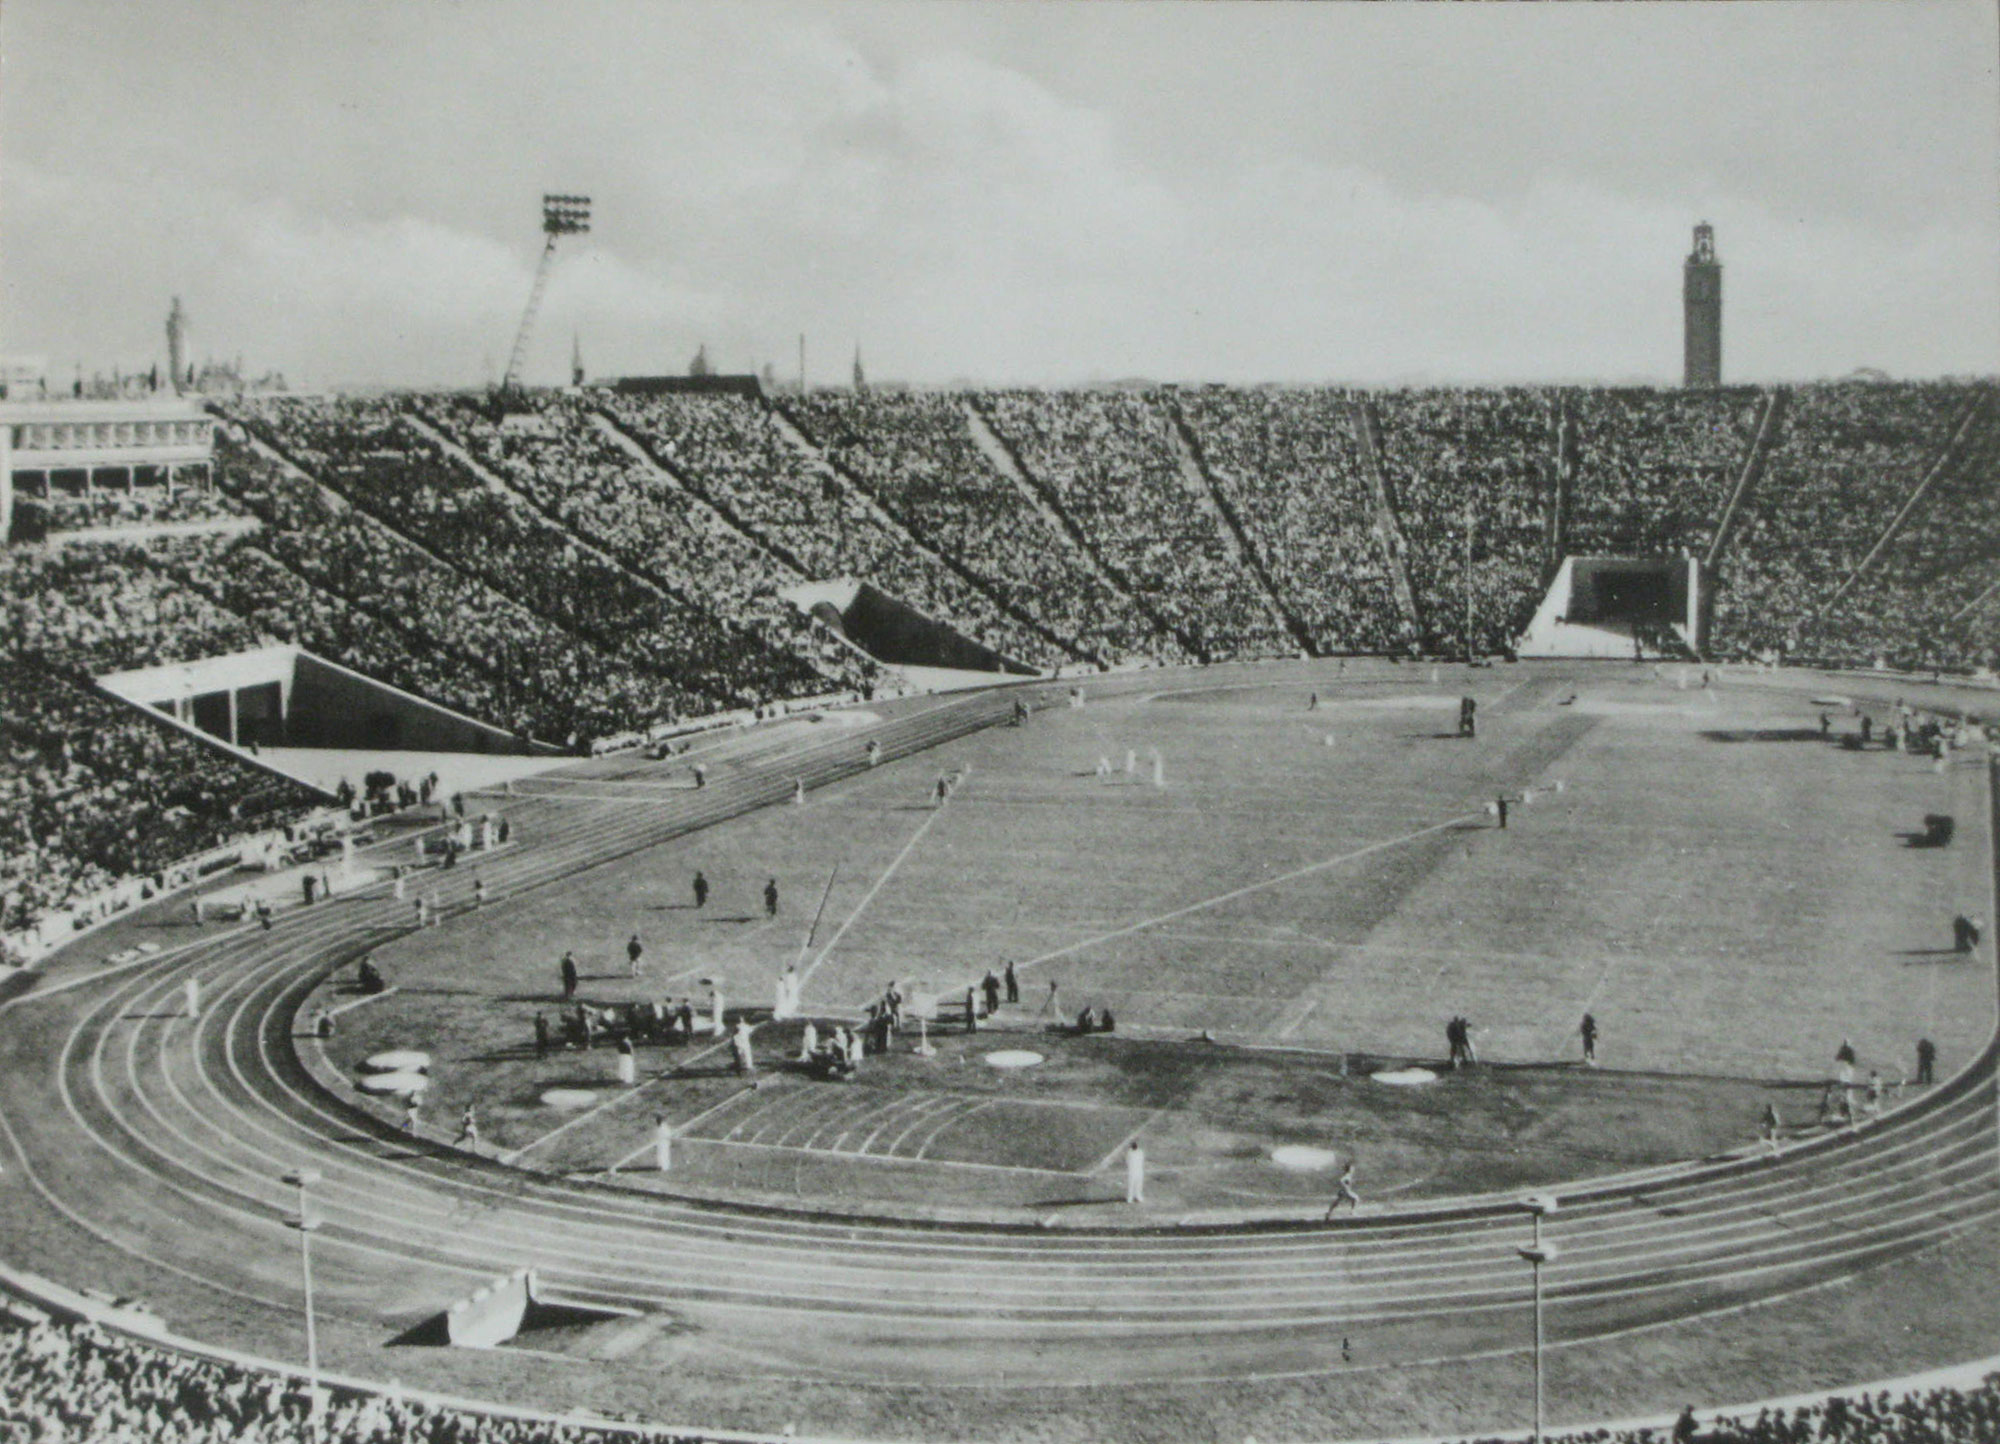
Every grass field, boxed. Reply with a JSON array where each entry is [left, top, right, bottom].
[[318, 663, 1995, 1215]]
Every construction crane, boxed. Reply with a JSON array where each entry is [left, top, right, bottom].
[[502, 194, 591, 393]]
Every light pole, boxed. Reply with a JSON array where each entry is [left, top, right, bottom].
[[284, 1167, 324, 1438], [1517, 1193, 1560, 1444], [502, 194, 591, 393], [1463, 500, 1477, 664]]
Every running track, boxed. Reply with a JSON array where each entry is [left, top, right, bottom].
[[1, 675, 1996, 1386]]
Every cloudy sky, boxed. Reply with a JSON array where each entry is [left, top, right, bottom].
[[2, 1, 1995, 389]]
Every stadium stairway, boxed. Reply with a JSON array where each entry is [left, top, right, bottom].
[[1346, 396, 1426, 643], [961, 395, 1201, 660], [1159, 395, 1318, 656]]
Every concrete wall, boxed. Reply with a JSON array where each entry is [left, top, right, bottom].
[[99, 645, 299, 747], [97, 645, 560, 755], [782, 577, 1029, 674], [288, 652, 560, 754]]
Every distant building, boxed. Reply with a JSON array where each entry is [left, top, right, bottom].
[[0, 357, 47, 400], [611, 373, 764, 400], [1683, 222, 1722, 389], [166, 297, 189, 395], [852, 345, 867, 394], [0, 396, 215, 540]]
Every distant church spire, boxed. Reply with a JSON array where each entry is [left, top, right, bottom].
[[852, 344, 867, 394]]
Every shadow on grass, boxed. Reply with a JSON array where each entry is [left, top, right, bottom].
[[467, 1045, 542, 1063], [1031, 1192, 1115, 1210], [1697, 728, 1829, 744]]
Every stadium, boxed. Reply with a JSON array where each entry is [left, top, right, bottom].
[[4, 6, 2000, 1444]]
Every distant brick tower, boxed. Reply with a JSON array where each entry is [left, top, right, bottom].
[[1682, 222, 1722, 388]]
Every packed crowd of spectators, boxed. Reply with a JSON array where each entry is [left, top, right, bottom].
[[419, 394, 883, 699], [8, 481, 244, 541], [0, 652, 319, 935], [600, 391, 1061, 668], [978, 389, 1296, 661], [789, 391, 1173, 667], [1173, 387, 1417, 655], [1714, 382, 1974, 663], [0, 1310, 708, 1444], [200, 432, 694, 745], [1793, 395, 2000, 675], [1484, 1377, 2000, 1444], [1565, 388, 1765, 558], [0, 539, 264, 674], [4, 380, 1992, 937], [1371, 388, 1558, 657], [226, 396, 826, 716]]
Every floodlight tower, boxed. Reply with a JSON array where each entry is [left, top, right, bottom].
[[502, 193, 591, 392]]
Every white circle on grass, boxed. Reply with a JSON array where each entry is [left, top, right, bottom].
[[1372, 1066, 1439, 1086], [983, 1050, 1044, 1070], [361, 1050, 431, 1073], [541, 1088, 598, 1110], [1271, 1145, 1341, 1172], [357, 1069, 429, 1096]]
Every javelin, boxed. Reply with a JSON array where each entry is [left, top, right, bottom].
[[796, 863, 840, 967]]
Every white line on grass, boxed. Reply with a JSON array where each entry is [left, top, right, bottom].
[[499, 1038, 732, 1164], [1085, 1107, 1167, 1176], [1275, 997, 1320, 1039], [1008, 811, 1482, 984], [600, 1085, 761, 1173], [798, 803, 951, 988]]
